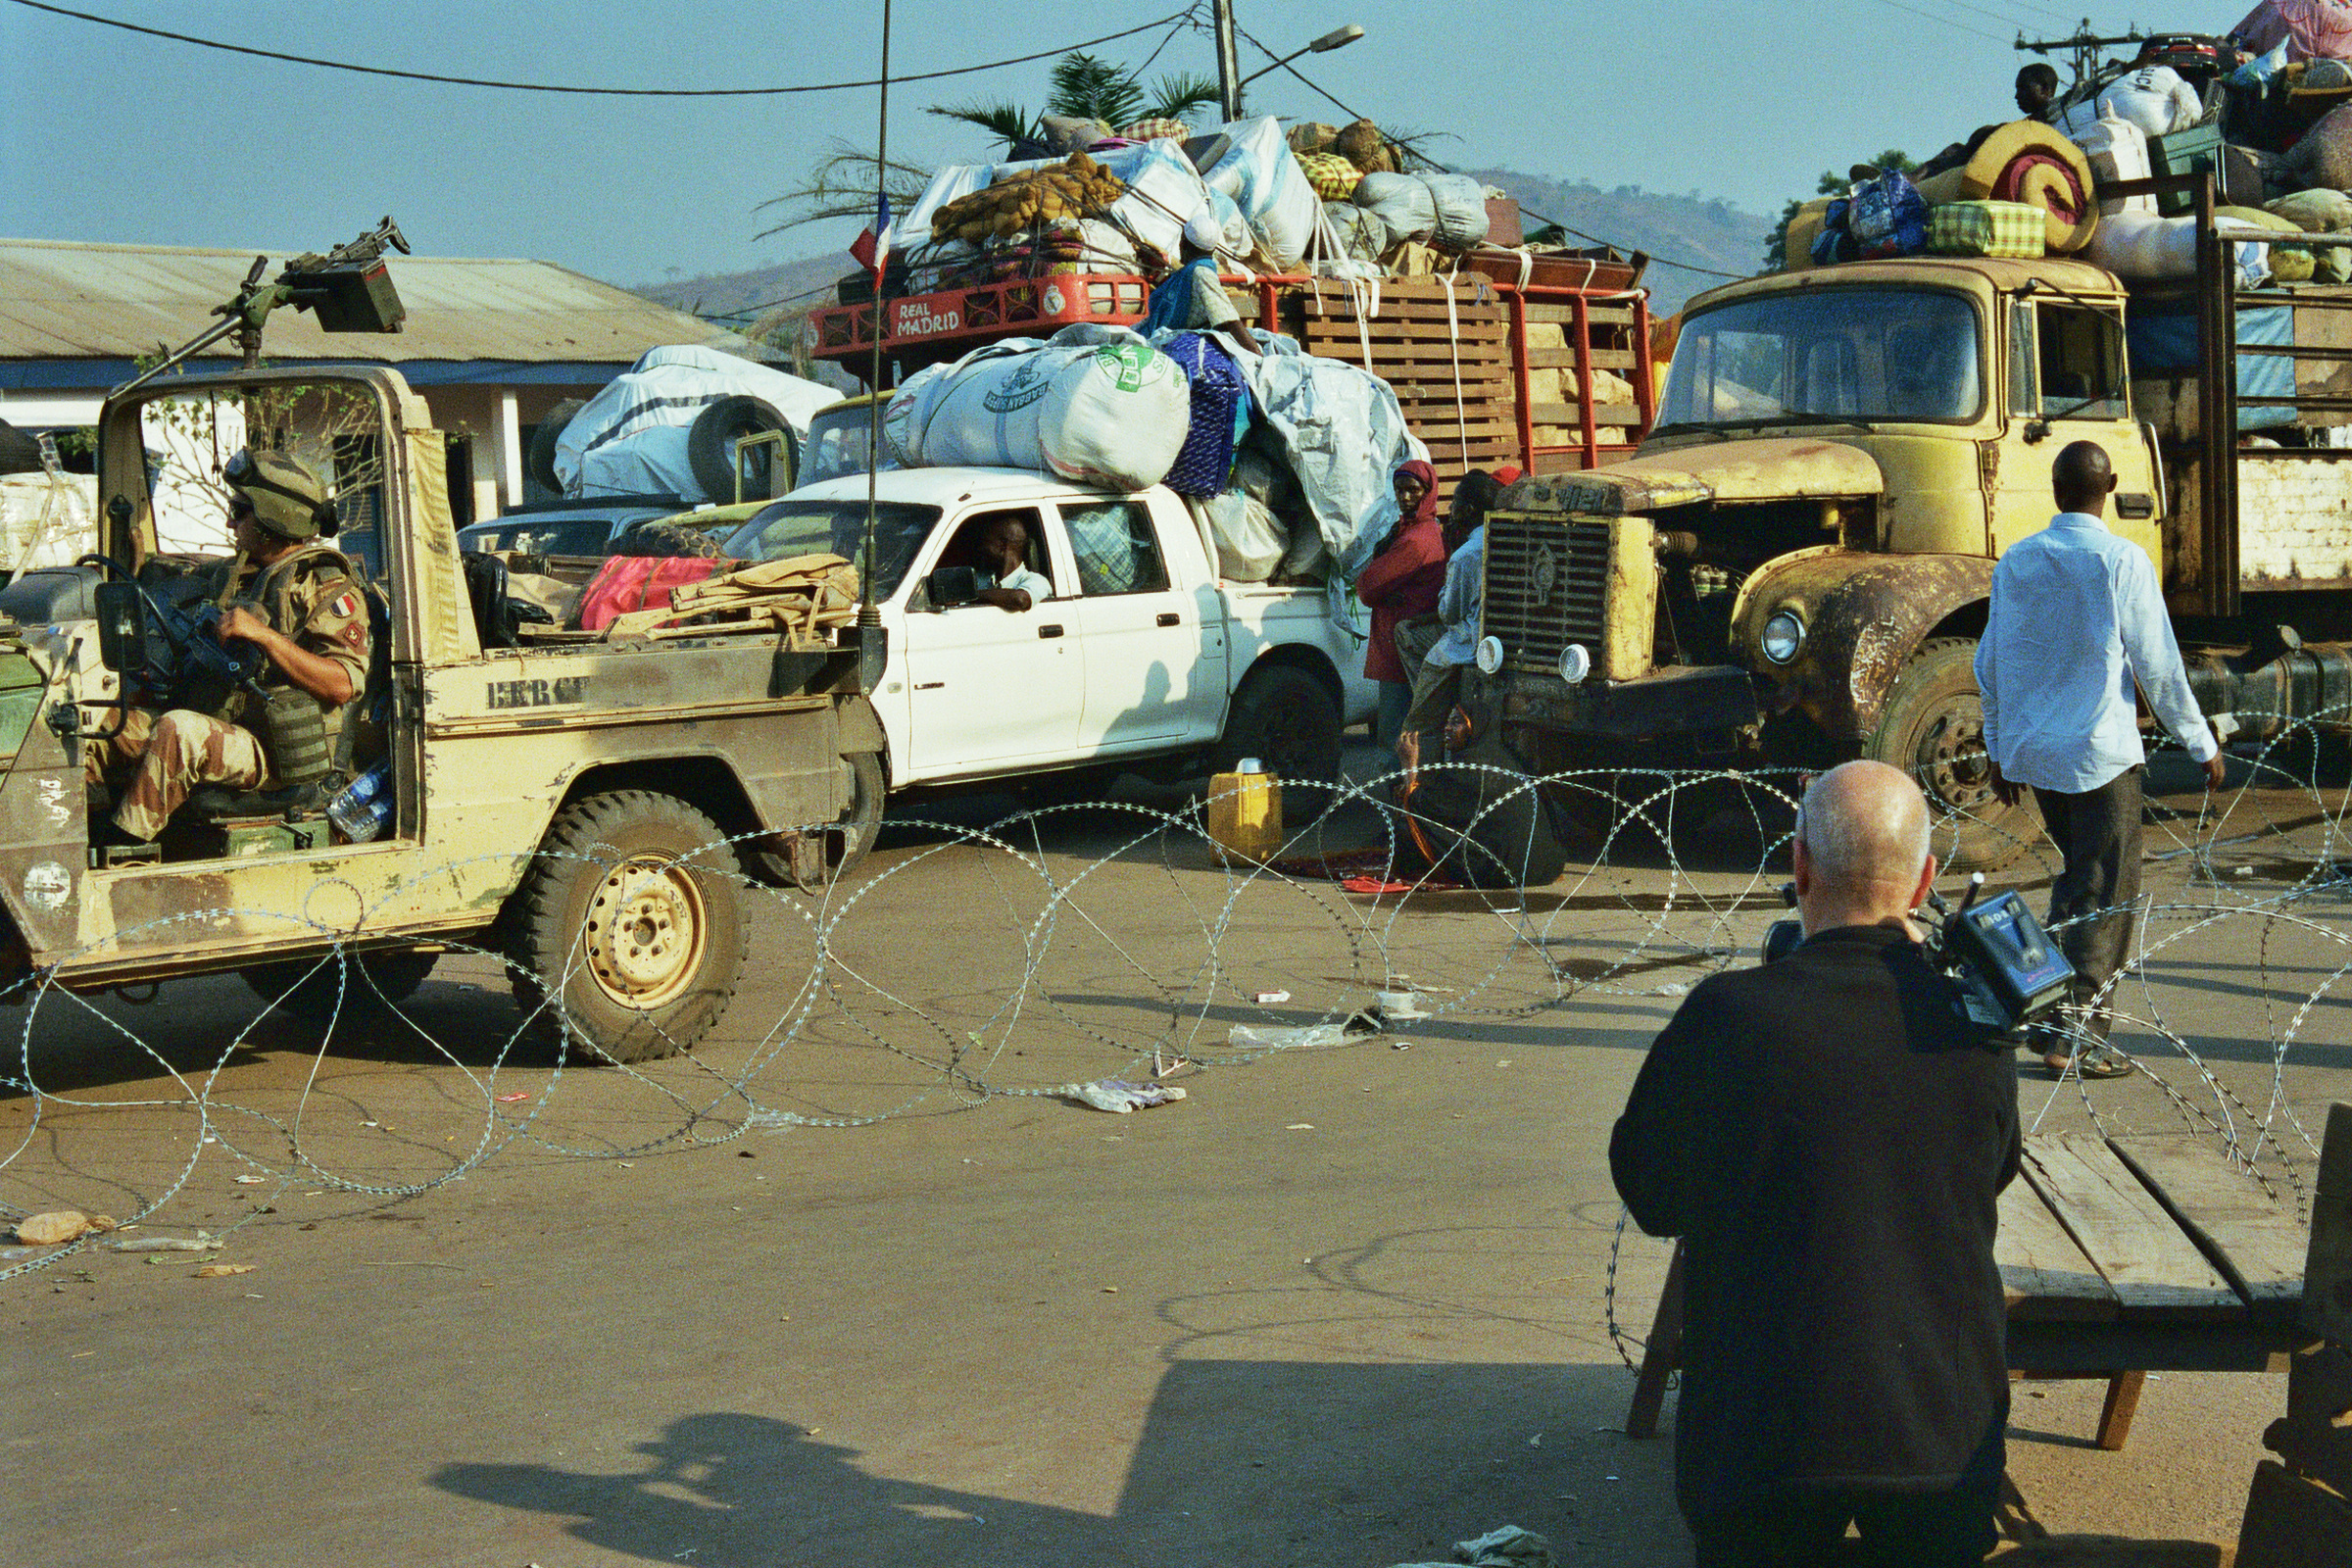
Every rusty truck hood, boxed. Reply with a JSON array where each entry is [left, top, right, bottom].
[[1517, 439, 1885, 516]]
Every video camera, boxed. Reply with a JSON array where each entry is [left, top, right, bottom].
[[1762, 873, 2075, 1035]]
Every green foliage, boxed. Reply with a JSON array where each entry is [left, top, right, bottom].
[[1763, 150, 1917, 270], [1048, 51, 1147, 128], [925, 99, 1040, 147], [1144, 72, 1221, 124]]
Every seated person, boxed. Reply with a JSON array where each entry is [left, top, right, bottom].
[[954, 513, 1052, 612], [85, 450, 369, 842]]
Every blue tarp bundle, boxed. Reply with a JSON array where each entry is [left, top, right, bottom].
[[2127, 304, 2295, 429]]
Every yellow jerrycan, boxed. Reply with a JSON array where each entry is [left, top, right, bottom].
[[1204, 757, 1283, 864]]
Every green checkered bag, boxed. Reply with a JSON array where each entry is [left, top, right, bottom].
[[1926, 200, 2046, 259]]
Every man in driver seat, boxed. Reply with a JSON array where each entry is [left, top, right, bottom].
[[85, 450, 370, 842]]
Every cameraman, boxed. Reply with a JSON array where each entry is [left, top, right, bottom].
[[85, 451, 369, 842], [1609, 760, 2020, 1567]]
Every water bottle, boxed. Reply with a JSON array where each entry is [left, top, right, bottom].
[[327, 762, 393, 843]]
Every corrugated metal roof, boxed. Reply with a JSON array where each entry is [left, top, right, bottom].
[[0, 237, 765, 365]]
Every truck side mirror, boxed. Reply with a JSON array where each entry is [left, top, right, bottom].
[[92, 581, 148, 675], [923, 565, 977, 609]]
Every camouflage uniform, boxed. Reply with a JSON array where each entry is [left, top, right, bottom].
[[87, 545, 370, 841]]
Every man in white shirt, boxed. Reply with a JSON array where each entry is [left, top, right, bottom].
[[1978, 442, 2226, 1079], [970, 514, 1051, 612]]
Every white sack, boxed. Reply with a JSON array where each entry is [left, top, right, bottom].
[[556, 345, 840, 499], [2086, 209, 2273, 283], [1354, 172, 1438, 244], [1424, 173, 1493, 248], [893, 325, 1192, 492], [1324, 202, 1390, 260], [1198, 117, 1324, 268], [2096, 65, 2204, 138], [1189, 491, 1284, 580], [1241, 334, 1426, 575], [2076, 110, 2157, 216]]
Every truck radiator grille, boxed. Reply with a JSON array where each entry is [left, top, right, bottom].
[[1482, 513, 1613, 674]]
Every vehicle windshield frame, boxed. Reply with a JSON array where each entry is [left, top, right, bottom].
[[1661, 284, 1990, 430], [720, 496, 942, 600]]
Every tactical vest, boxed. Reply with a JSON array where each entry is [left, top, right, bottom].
[[209, 544, 364, 778]]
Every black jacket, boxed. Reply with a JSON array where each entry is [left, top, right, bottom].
[[1608, 924, 2021, 1521]]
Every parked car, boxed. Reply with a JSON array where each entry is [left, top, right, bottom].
[[719, 468, 1377, 796], [456, 494, 685, 558]]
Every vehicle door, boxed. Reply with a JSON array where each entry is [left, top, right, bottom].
[[898, 504, 1087, 776], [1994, 297, 2162, 562], [1058, 496, 1219, 751]]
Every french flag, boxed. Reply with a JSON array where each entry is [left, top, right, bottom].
[[850, 193, 892, 292]]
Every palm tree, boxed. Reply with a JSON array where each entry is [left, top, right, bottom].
[[927, 51, 1226, 155]]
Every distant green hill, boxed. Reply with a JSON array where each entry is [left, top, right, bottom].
[[626, 169, 1773, 339]]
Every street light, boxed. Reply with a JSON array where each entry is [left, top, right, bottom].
[[1212, 5, 1365, 120]]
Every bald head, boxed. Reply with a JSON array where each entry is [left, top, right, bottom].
[[1796, 761, 1935, 921], [2052, 440, 2115, 515]]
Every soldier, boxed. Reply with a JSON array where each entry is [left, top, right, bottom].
[[86, 450, 370, 843]]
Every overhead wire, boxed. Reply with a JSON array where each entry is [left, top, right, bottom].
[[1855, 0, 2009, 44], [1, 0, 1195, 97]]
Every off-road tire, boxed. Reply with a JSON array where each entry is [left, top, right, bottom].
[[502, 790, 748, 1064], [747, 752, 886, 889], [1864, 637, 2040, 874], [1212, 663, 1343, 819], [525, 399, 586, 495], [241, 948, 439, 1023], [687, 395, 794, 505]]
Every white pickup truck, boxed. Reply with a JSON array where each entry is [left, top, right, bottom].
[[715, 468, 1377, 803]]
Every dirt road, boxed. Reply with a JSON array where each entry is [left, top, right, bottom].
[[3, 754, 2342, 1565]]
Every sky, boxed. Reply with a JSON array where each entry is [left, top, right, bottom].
[[0, 0, 2210, 292]]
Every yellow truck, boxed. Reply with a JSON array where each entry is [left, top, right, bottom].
[[1475, 187, 2352, 869]]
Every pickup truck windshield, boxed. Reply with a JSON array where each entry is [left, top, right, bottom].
[[1661, 287, 1984, 427], [799, 403, 885, 488], [722, 499, 940, 598]]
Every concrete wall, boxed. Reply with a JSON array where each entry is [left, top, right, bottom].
[[2240, 449, 2352, 585]]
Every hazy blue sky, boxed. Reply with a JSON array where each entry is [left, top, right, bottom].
[[2, 0, 2172, 289]]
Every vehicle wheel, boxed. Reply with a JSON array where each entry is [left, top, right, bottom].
[[748, 751, 887, 888], [687, 395, 794, 505], [1212, 663, 1343, 818], [525, 398, 586, 495], [502, 791, 747, 1064], [1864, 637, 2040, 874], [241, 948, 439, 1022]]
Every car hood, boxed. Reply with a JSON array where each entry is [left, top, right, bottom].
[[1505, 438, 1886, 515]]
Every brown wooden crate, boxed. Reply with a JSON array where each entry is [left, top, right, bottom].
[[1526, 302, 1639, 326], [1529, 403, 1645, 427], [1526, 347, 1641, 370]]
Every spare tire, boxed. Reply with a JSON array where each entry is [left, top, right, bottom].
[[687, 395, 795, 505], [526, 399, 587, 496]]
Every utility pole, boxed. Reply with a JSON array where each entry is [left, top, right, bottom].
[[1214, 0, 1244, 122], [2016, 18, 2151, 86]]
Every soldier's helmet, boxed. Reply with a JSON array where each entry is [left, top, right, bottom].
[[223, 449, 334, 541]]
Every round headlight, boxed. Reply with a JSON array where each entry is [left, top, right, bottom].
[[1475, 635, 1505, 675], [1557, 643, 1592, 684], [1760, 610, 1806, 665]]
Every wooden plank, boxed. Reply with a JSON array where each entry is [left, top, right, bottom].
[[1997, 1180, 2122, 1321], [2309, 1102, 2352, 1345], [1625, 1241, 1685, 1440], [2268, 1341, 2352, 1494], [2234, 1460, 2352, 1568], [1527, 347, 1641, 370], [2110, 1136, 2310, 1319], [1526, 303, 1638, 326], [2021, 1134, 2244, 1320], [2093, 1370, 2146, 1450], [1530, 403, 1644, 427], [1299, 315, 1511, 337]]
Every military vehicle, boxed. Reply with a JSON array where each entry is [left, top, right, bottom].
[[1473, 176, 2352, 870], [0, 227, 881, 1062]]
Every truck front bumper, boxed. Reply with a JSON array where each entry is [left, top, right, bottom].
[[1493, 663, 1763, 751]]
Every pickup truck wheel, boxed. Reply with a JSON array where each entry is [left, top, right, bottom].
[[505, 790, 747, 1065], [1214, 664, 1343, 817], [242, 948, 439, 1022], [1865, 637, 2040, 874]]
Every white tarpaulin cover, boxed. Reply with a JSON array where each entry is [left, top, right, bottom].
[[555, 345, 838, 499], [1197, 117, 1326, 268], [887, 324, 1193, 491], [1238, 334, 1426, 576], [889, 143, 1237, 266]]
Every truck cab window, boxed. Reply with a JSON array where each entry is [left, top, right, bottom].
[[942, 508, 1053, 592], [2031, 304, 2126, 419], [1062, 501, 1170, 595]]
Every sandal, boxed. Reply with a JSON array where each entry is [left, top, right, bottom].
[[2043, 1042, 2132, 1081]]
